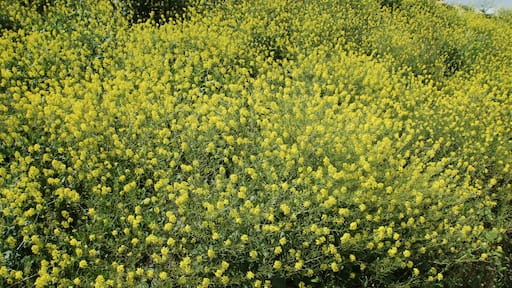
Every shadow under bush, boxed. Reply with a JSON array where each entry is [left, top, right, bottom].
[[118, 0, 197, 24]]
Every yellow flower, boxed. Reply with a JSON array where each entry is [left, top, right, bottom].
[[94, 275, 105, 288], [273, 261, 282, 270], [145, 234, 161, 245], [159, 272, 168, 280], [280, 203, 291, 215], [34, 274, 51, 288], [294, 260, 304, 270], [323, 196, 337, 208], [214, 269, 223, 278], [136, 268, 144, 276], [116, 265, 125, 273], [388, 247, 398, 257], [358, 203, 367, 212], [200, 278, 210, 287], [31, 244, 40, 255], [221, 261, 229, 270], [147, 269, 154, 279], [180, 257, 192, 272], [208, 249, 215, 259]]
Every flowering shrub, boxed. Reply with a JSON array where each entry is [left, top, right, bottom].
[[1, 0, 511, 287]]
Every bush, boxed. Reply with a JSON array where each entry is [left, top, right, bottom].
[[1, 0, 511, 287], [119, 0, 192, 23]]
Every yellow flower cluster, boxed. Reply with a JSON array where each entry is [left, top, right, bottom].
[[1, 0, 511, 287]]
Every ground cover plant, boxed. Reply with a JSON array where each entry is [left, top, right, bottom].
[[1, 0, 511, 287]]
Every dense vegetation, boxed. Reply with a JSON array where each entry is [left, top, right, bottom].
[[1, 0, 511, 287]]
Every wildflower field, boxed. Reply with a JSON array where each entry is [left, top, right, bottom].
[[1, 0, 511, 287]]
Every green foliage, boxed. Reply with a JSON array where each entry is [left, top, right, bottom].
[[116, 0, 220, 24], [1, 0, 511, 287], [380, 0, 402, 10], [119, 0, 189, 23]]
